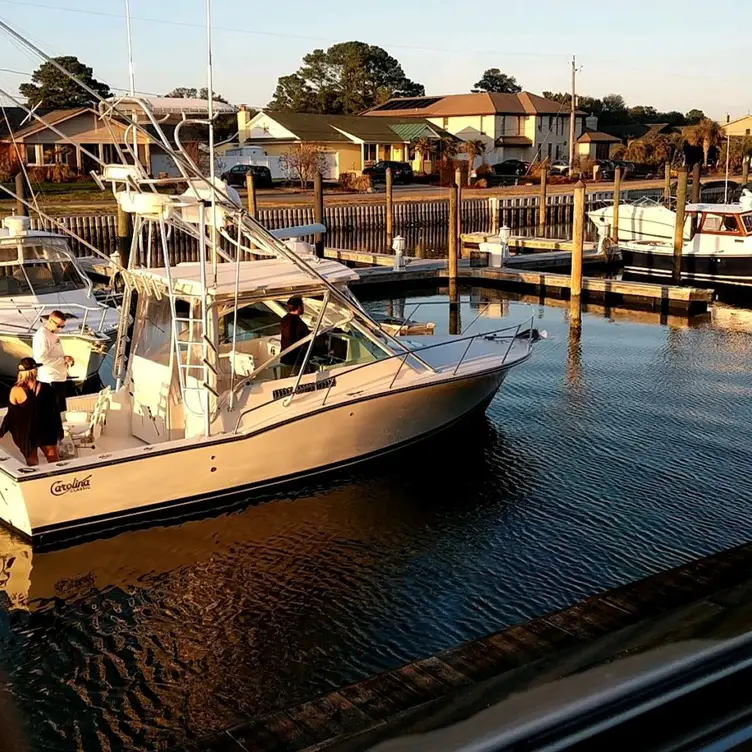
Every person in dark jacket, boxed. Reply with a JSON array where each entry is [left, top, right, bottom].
[[280, 296, 310, 373], [0, 357, 64, 465]]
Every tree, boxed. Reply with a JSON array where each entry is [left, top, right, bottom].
[[411, 136, 434, 173], [599, 93, 630, 125], [20, 56, 111, 109], [685, 109, 706, 125], [279, 142, 327, 187], [164, 87, 229, 103], [268, 42, 424, 114], [462, 139, 486, 169], [439, 136, 458, 165], [472, 68, 521, 93], [689, 118, 722, 167]]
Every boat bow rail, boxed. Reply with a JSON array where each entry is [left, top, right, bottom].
[[0, 301, 115, 339], [231, 313, 535, 434]]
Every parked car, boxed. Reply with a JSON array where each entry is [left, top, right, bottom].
[[221, 164, 273, 188], [626, 163, 656, 180], [493, 159, 531, 176], [594, 160, 616, 180], [550, 160, 569, 176], [362, 161, 414, 184]]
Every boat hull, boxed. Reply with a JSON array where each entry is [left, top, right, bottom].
[[4, 364, 514, 542], [621, 247, 752, 285]]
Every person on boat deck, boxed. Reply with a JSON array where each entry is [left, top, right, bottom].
[[32, 309, 73, 413], [0, 358, 64, 466], [280, 296, 310, 374]]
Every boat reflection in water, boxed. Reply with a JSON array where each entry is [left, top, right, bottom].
[[0, 415, 532, 750]]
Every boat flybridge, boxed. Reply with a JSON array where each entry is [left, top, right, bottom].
[[0, 97, 536, 543], [0, 216, 120, 383]]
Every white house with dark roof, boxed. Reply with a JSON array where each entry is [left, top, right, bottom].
[[232, 109, 455, 179], [363, 92, 588, 167]]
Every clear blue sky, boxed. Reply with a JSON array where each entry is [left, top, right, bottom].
[[0, 0, 749, 120]]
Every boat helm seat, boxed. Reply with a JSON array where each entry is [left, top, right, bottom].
[[63, 387, 112, 449]]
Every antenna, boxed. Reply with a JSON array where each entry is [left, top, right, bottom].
[[124, 0, 136, 96], [724, 113, 731, 204], [206, 0, 218, 277]]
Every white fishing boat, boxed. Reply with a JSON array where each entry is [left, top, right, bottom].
[[588, 198, 689, 243], [0, 91, 537, 544], [613, 200, 752, 285], [0, 216, 120, 383]]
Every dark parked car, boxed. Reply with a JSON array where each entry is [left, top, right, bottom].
[[595, 159, 616, 180], [362, 161, 414, 184], [221, 164, 273, 188], [493, 159, 531, 176]]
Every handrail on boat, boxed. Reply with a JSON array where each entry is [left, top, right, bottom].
[[0, 301, 114, 336], [231, 313, 534, 434]]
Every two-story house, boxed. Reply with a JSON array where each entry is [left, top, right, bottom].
[[363, 92, 587, 167]]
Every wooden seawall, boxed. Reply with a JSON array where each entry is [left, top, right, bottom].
[[179, 541, 752, 751]]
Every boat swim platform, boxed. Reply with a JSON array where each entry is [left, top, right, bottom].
[[350, 261, 712, 316], [177, 542, 752, 751]]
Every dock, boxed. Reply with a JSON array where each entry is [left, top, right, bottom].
[[350, 260, 712, 315], [461, 231, 599, 254], [180, 541, 752, 751]]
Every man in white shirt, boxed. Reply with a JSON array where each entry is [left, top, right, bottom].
[[32, 310, 74, 413]]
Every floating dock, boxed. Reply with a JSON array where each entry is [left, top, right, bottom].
[[181, 541, 752, 751]]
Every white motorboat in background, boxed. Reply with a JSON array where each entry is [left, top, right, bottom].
[[0, 216, 120, 383], [588, 198, 689, 243], [0, 92, 537, 544]]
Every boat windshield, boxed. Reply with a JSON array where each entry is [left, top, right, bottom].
[[0, 239, 85, 297], [741, 214, 752, 234]]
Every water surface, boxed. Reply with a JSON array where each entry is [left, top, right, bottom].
[[1, 289, 752, 750]]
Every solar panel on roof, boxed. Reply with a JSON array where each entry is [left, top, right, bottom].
[[372, 96, 442, 111]]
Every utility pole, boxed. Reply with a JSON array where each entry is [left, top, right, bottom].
[[568, 55, 577, 174]]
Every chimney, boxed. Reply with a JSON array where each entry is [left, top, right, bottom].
[[237, 104, 252, 142]]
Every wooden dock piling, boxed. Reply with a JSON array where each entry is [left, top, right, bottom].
[[538, 167, 548, 236], [385, 167, 394, 251], [245, 171, 257, 218], [489, 197, 500, 235], [612, 167, 621, 242], [673, 167, 688, 284], [664, 162, 672, 204], [14, 172, 27, 217], [448, 183, 459, 293], [455, 166, 463, 240], [570, 181, 585, 330], [117, 205, 132, 267], [743, 157, 749, 187], [313, 171, 324, 259], [691, 162, 701, 204]]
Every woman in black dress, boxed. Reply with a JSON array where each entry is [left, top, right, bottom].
[[1, 357, 64, 465]]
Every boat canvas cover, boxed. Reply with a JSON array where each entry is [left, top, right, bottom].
[[137, 259, 360, 299]]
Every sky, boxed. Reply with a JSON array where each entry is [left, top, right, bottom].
[[0, 0, 749, 120]]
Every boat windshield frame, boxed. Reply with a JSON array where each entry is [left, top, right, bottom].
[[0, 236, 89, 297]]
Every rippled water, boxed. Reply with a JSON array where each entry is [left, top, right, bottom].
[[2, 289, 752, 751]]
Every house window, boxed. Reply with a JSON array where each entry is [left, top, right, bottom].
[[442, 117, 449, 128], [746, 129, 751, 136], [549, 116, 554, 132], [547, 143, 553, 160], [364, 143, 377, 162], [41, 144, 56, 165], [24, 144, 38, 164]]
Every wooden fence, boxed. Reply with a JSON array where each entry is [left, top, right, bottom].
[[29, 188, 665, 262]]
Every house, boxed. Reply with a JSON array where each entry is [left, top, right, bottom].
[[576, 129, 623, 161], [232, 109, 455, 179], [598, 122, 677, 149], [0, 98, 235, 177], [722, 116, 752, 139], [361, 92, 587, 167]]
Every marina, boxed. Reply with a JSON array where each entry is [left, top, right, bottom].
[[0, 4, 751, 751]]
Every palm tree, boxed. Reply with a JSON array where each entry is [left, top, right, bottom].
[[461, 139, 487, 171], [624, 139, 648, 164], [439, 136, 458, 165], [411, 136, 433, 173], [689, 118, 722, 167]]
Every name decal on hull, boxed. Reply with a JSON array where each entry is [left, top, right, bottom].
[[51, 475, 92, 497]]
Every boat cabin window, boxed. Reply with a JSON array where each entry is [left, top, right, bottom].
[[0, 239, 85, 297], [741, 214, 752, 234], [700, 212, 742, 235]]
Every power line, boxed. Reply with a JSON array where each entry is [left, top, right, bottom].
[[0, 0, 567, 59]]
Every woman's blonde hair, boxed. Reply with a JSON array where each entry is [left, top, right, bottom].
[[15, 368, 36, 389]]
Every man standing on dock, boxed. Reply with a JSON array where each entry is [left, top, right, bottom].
[[32, 310, 73, 413]]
